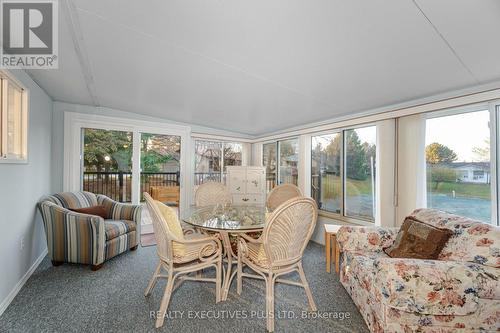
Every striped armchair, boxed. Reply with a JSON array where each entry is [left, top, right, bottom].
[[38, 191, 142, 270]]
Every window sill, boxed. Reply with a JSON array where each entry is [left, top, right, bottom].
[[0, 158, 28, 164], [318, 210, 374, 226]]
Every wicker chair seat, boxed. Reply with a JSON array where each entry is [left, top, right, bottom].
[[171, 233, 218, 263]]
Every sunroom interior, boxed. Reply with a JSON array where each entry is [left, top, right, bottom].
[[0, 1, 499, 332]]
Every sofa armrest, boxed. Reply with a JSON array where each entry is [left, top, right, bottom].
[[97, 195, 142, 223], [337, 226, 398, 253], [374, 257, 479, 315], [37, 201, 106, 265]]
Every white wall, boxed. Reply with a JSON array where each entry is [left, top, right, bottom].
[[0, 70, 53, 314], [375, 119, 396, 227], [396, 114, 427, 225]]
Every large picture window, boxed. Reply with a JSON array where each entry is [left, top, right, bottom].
[[311, 126, 377, 221], [262, 138, 299, 192], [194, 139, 243, 185], [425, 109, 491, 223]]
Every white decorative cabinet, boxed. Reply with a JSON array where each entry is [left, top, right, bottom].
[[226, 166, 266, 205]]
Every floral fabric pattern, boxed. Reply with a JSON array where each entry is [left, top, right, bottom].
[[339, 208, 500, 332], [410, 208, 500, 268], [337, 226, 399, 253], [374, 258, 478, 315]]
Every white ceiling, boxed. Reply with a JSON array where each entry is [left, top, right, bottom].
[[27, 0, 500, 136]]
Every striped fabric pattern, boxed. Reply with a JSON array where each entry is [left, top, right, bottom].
[[38, 201, 105, 265], [105, 220, 136, 240], [105, 232, 137, 260], [97, 195, 142, 223], [42, 191, 98, 209], [38, 191, 141, 267]]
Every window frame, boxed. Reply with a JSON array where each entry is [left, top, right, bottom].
[[0, 70, 29, 164], [262, 137, 299, 190], [424, 103, 496, 225], [310, 123, 377, 223], [193, 138, 244, 185]]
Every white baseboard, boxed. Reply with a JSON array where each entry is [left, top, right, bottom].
[[0, 248, 48, 316]]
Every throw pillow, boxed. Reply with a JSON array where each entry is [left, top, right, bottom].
[[384, 217, 453, 259], [70, 205, 108, 219]]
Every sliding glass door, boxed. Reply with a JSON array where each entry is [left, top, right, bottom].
[[82, 128, 133, 202], [140, 133, 181, 201]]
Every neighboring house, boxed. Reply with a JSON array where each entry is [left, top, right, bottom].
[[450, 162, 491, 184], [160, 157, 180, 173]]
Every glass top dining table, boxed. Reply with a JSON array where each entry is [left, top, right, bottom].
[[181, 204, 267, 232], [181, 203, 267, 301]]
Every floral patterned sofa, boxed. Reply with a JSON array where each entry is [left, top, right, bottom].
[[337, 208, 500, 332]]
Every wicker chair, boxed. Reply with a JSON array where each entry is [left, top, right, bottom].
[[237, 197, 318, 332], [143, 193, 223, 328], [266, 183, 302, 212], [194, 181, 232, 207]]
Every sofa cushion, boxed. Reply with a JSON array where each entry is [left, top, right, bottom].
[[410, 209, 500, 268], [465, 263, 500, 300], [105, 220, 136, 240], [384, 217, 453, 259], [373, 257, 479, 316], [384, 298, 500, 331], [70, 205, 108, 219]]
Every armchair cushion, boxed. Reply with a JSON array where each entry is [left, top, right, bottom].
[[373, 257, 479, 316], [105, 220, 136, 240]]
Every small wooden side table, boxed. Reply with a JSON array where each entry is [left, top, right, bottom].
[[324, 224, 342, 274]]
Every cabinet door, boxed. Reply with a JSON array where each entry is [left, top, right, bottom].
[[233, 194, 264, 205], [246, 168, 265, 194], [227, 167, 247, 194]]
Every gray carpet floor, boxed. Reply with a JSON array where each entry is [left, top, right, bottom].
[[0, 242, 369, 333]]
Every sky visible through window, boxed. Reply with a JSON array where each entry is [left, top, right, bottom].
[[426, 110, 490, 162], [425, 109, 491, 223]]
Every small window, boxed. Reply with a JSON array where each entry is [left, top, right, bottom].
[[194, 139, 243, 185], [262, 138, 299, 192], [0, 72, 28, 162]]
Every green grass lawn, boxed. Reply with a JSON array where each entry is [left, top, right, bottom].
[[318, 175, 373, 198], [428, 181, 490, 200], [317, 175, 490, 201]]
